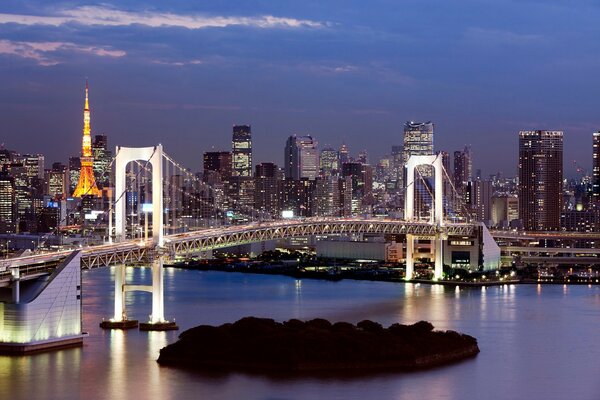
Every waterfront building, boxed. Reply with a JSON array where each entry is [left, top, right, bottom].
[[518, 130, 563, 231], [284, 135, 319, 180], [73, 82, 101, 197], [232, 125, 252, 177]]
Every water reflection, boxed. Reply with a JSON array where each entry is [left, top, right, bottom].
[[4, 269, 600, 400]]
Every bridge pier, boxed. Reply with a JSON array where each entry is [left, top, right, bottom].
[[100, 259, 177, 331], [405, 234, 414, 280], [434, 233, 444, 280], [100, 265, 138, 329]]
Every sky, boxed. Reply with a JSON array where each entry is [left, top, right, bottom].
[[0, 1, 599, 177]]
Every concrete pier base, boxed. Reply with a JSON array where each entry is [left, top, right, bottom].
[[99, 319, 139, 330], [139, 321, 179, 331]]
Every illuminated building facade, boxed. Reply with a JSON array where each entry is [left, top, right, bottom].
[[232, 125, 252, 177], [72, 82, 101, 197], [518, 130, 563, 231], [593, 132, 600, 203], [403, 121, 434, 177], [320, 147, 338, 175], [92, 134, 112, 189], [284, 135, 319, 180]]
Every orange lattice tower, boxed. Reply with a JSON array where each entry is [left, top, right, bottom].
[[73, 81, 101, 197]]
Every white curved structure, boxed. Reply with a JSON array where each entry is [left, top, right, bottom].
[[404, 155, 444, 280], [113, 145, 165, 324]]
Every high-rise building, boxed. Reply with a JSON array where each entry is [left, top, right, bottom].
[[254, 163, 280, 216], [203, 151, 232, 183], [403, 121, 434, 176], [73, 82, 101, 197], [338, 143, 349, 165], [593, 132, 600, 203], [320, 147, 339, 175], [467, 180, 492, 224], [46, 163, 69, 198], [68, 157, 81, 195], [284, 135, 319, 180], [0, 172, 16, 233], [453, 146, 472, 193], [313, 176, 340, 217], [391, 145, 404, 190], [518, 130, 563, 231], [92, 134, 112, 188], [342, 162, 373, 213], [232, 125, 252, 177]]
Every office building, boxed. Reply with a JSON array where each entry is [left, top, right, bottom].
[[518, 130, 563, 231], [593, 132, 600, 203], [284, 135, 319, 180], [232, 125, 252, 177]]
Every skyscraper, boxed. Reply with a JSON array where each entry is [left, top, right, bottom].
[[92, 134, 112, 188], [232, 125, 252, 177], [203, 151, 232, 182], [518, 130, 563, 231], [284, 135, 319, 180], [593, 132, 600, 203], [73, 82, 101, 197], [403, 121, 434, 176], [0, 172, 16, 233], [453, 146, 472, 203], [254, 162, 280, 215], [320, 147, 338, 175]]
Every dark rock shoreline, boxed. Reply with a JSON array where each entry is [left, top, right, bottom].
[[157, 317, 479, 373]]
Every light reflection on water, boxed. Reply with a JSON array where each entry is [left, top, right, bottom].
[[2, 268, 600, 400]]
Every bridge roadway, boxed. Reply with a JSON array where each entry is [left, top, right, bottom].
[[0, 218, 478, 284]]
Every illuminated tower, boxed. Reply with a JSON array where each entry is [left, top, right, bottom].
[[73, 82, 101, 197]]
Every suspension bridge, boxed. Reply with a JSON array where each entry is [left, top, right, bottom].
[[0, 145, 497, 352]]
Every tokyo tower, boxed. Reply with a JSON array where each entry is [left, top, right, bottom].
[[72, 81, 101, 197]]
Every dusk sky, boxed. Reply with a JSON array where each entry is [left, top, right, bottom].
[[1, 1, 599, 177]]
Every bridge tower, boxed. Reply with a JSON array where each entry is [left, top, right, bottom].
[[404, 155, 445, 280], [101, 144, 176, 330]]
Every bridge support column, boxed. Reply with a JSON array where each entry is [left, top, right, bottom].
[[11, 268, 20, 303], [405, 234, 414, 280], [100, 265, 139, 329], [434, 234, 444, 280], [151, 258, 164, 323], [139, 256, 178, 331]]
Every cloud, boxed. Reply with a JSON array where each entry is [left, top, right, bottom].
[[152, 59, 204, 66], [464, 27, 544, 45], [0, 6, 326, 30], [0, 39, 125, 66]]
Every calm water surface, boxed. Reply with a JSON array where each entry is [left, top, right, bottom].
[[2, 267, 600, 400]]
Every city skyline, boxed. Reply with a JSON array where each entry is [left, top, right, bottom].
[[1, 1, 599, 176]]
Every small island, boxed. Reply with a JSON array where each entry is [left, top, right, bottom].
[[157, 317, 479, 372]]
